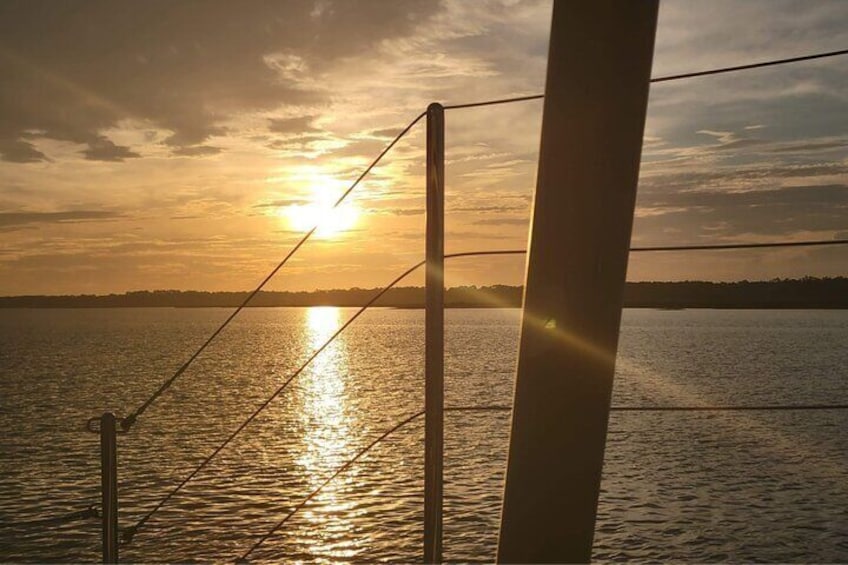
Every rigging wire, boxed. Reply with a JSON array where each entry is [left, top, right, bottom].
[[236, 405, 510, 563], [651, 48, 848, 83], [122, 255, 431, 544], [118, 46, 848, 429], [112, 43, 848, 544], [122, 240, 848, 543], [443, 48, 848, 110], [126, 252, 513, 542], [120, 111, 426, 431], [443, 93, 542, 110], [440, 238, 848, 258], [631, 239, 848, 252], [237, 400, 848, 560]]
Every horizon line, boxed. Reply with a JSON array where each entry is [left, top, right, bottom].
[[2, 275, 847, 299]]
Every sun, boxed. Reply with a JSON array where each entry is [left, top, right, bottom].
[[277, 182, 360, 239], [281, 201, 358, 238]]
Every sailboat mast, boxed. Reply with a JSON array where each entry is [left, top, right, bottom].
[[497, 2, 658, 562]]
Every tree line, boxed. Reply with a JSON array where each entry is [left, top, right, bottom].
[[1, 277, 847, 309]]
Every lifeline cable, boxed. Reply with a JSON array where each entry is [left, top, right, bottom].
[[122, 240, 848, 542], [119, 46, 848, 428], [443, 48, 848, 110], [237, 401, 848, 560], [122, 255, 431, 543], [121, 111, 427, 431], [631, 239, 848, 252], [237, 405, 511, 562]]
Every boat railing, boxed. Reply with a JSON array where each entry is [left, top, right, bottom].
[[50, 46, 848, 562]]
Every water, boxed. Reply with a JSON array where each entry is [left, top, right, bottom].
[[1, 307, 846, 562]]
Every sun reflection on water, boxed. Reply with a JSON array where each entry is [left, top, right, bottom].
[[294, 307, 359, 559]]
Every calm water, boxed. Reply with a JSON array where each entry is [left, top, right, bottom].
[[1, 307, 847, 562]]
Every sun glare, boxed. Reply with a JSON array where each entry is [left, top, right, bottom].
[[282, 202, 358, 237], [277, 178, 360, 239]]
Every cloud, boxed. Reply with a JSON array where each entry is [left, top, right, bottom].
[[448, 204, 530, 213], [768, 140, 848, 154], [171, 145, 223, 157], [633, 183, 848, 240], [3, 0, 848, 292], [383, 208, 424, 216], [266, 134, 330, 152], [252, 198, 311, 209], [0, 0, 443, 160], [0, 210, 123, 229], [268, 116, 320, 135], [82, 137, 141, 161], [641, 184, 848, 208], [639, 162, 848, 194], [327, 138, 388, 159], [369, 127, 404, 139], [0, 139, 47, 163], [163, 126, 228, 149]]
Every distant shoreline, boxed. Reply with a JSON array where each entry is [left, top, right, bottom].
[[2, 306, 847, 310], [2, 277, 847, 309]]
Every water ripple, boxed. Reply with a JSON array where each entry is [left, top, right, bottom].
[[1, 308, 847, 562]]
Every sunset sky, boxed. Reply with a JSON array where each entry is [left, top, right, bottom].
[[1, 0, 846, 295]]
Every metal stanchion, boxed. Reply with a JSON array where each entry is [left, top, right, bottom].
[[424, 102, 445, 564], [100, 413, 119, 563]]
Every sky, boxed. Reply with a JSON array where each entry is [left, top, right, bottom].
[[0, 0, 846, 295]]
